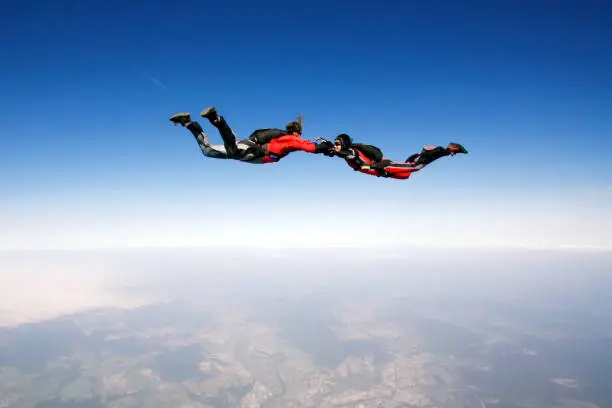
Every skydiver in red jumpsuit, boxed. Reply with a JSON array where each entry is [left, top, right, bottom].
[[323, 133, 467, 179], [170, 107, 330, 164]]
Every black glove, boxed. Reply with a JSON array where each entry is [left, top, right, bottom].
[[315, 140, 334, 155]]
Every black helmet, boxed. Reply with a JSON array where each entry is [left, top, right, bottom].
[[334, 133, 352, 147]]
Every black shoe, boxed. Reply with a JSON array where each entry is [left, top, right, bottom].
[[448, 143, 468, 154], [169, 112, 191, 126], [200, 106, 219, 121]]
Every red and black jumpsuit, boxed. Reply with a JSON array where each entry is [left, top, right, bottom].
[[336, 147, 423, 179], [245, 128, 332, 163], [337, 145, 453, 179], [200, 109, 323, 163], [248, 129, 319, 163]]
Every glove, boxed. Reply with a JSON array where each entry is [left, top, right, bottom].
[[315, 140, 334, 155]]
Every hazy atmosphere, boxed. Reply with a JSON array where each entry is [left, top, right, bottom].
[[1, 0, 611, 407], [1, 248, 611, 407]]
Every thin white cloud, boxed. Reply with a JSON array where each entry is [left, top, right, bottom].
[[140, 70, 166, 89], [148, 76, 167, 89], [0, 253, 153, 327]]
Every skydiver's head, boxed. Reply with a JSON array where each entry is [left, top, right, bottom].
[[285, 117, 303, 135], [334, 134, 352, 152]]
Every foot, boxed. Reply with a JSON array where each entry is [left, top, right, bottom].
[[200, 106, 219, 121], [169, 112, 191, 126], [447, 142, 468, 155]]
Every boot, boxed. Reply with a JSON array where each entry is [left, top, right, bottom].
[[200, 106, 221, 124], [447, 142, 468, 155], [169, 112, 191, 126]]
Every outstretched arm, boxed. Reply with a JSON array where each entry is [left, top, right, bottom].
[[313, 137, 359, 159]]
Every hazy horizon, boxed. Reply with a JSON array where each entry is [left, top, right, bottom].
[[1, 246, 611, 407], [2, 246, 610, 327]]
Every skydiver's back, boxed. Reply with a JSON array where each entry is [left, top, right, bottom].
[[247, 128, 287, 144]]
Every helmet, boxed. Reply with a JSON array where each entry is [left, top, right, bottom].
[[334, 133, 352, 147]]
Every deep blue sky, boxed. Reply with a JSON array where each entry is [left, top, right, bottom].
[[1, 0, 611, 249]]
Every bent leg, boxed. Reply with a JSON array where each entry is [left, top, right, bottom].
[[213, 115, 241, 158], [407, 143, 467, 166], [411, 146, 450, 166], [379, 142, 466, 179], [185, 121, 229, 159], [201, 108, 241, 158]]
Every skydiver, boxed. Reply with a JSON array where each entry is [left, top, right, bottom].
[[169, 107, 331, 164], [319, 133, 467, 179]]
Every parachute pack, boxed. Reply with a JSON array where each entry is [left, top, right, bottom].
[[248, 128, 286, 144]]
